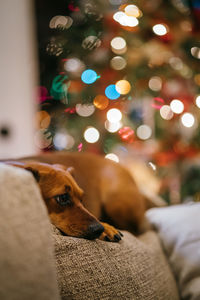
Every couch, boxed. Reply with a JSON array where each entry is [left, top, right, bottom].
[[1, 163, 198, 300]]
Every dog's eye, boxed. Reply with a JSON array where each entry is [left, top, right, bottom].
[[55, 194, 72, 207]]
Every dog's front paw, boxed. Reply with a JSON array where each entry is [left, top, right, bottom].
[[99, 222, 123, 242]]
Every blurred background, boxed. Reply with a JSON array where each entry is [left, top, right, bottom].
[[0, 0, 200, 204]]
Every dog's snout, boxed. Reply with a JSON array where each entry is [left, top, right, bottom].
[[86, 222, 104, 240]]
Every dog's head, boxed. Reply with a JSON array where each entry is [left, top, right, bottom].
[[5, 161, 104, 240]]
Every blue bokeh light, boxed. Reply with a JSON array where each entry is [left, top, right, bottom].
[[105, 84, 120, 100], [81, 69, 98, 84]]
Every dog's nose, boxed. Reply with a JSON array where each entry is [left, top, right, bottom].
[[86, 222, 104, 240]]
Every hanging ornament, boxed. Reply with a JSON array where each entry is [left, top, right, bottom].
[[82, 36, 101, 50], [50, 75, 70, 104], [118, 126, 135, 143]]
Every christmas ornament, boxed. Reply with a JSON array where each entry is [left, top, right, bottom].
[[118, 126, 134, 143]]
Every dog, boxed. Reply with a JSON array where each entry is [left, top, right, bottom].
[[5, 152, 146, 242]]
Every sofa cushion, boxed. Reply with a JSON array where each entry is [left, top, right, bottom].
[[146, 203, 200, 300], [53, 227, 179, 300], [0, 164, 60, 300]]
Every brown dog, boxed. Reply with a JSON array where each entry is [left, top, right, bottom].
[[6, 152, 145, 242]]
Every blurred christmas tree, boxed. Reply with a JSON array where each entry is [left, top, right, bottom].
[[34, 0, 200, 202]]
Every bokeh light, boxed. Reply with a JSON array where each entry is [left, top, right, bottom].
[[115, 80, 131, 95], [195, 95, 200, 108], [105, 153, 119, 163], [191, 47, 200, 59], [64, 58, 85, 76], [152, 24, 168, 36], [124, 4, 142, 18], [105, 84, 120, 100], [136, 125, 152, 140], [76, 103, 95, 117], [84, 127, 100, 143], [181, 113, 195, 128], [170, 99, 184, 114], [36, 111, 51, 129], [93, 95, 109, 110], [110, 56, 127, 70], [107, 108, 122, 122], [160, 105, 174, 120], [110, 37, 127, 54], [113, 11, 125, 22], [169, 57, 183, 70], [34, 130, 52, 149], [148, 76, 162, 91], [53, 132, 75, 150], [148, 162, 157, 171], [113, 11, 139, 27], [105, 120, 122, 132], [81, 69, 99, 84]]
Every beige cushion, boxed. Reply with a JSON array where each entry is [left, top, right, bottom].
[[146, 203, 200, 300], [53, 227, 179, 300], [0, 164, 60, 300]]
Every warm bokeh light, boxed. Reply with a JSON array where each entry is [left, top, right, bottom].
[[191, 47, 200, 59], [195, 95, 200, 108], [93, 95, 109, 110], [34, 130, 52, 149], [170, 99, 184, 114], [148, 162, 157, 171], [110, 37, 127, 54], [76, 104, 95, 117], [124, 4, 142, 18], [53, 132, 75, 150], [64, 58, 85, 75], [107, 108, 122, 123], [110, 56, 127, 70], [160, 105, 174, 120], [36, 111, 51, 129], [181, 113, 195, 128], [84, 127, 100, 143], [105, 120, 122, 132], [113, 11, 125, 22], [115, 80, 131, 95], [169, 57, 183, 70], [136, 125, 152, 140], [148, 76, 162, 91], [152, 24, 168, 36], [113, 11, 139, 27], [105, 153, 119, 163]]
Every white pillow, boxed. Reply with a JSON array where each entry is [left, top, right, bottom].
[[146, 203, 200, 300]]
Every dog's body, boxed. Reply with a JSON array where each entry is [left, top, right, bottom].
[[5, 152, 145, 242]]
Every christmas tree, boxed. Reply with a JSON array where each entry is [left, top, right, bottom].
[[34, 0, 200, 203]]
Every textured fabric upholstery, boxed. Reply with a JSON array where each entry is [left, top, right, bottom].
[[53, 227, 179, 300], [0, 164, 60, 300]]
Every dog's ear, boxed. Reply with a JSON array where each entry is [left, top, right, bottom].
[[53, 164, 66, 171], [67, 167, 75, 178], [4, 161, 40, 182], [53, 164, 75, 178], [25, 167, 40, 182]]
